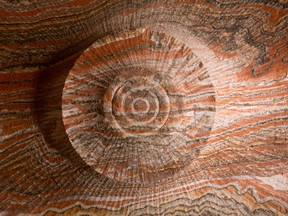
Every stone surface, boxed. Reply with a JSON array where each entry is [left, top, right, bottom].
[[0, 0, 287, 215]]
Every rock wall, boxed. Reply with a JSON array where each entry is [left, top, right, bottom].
[[0, 0, 287, 215]]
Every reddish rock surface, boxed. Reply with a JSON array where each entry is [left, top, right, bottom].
[[0, 0, 287, 215]]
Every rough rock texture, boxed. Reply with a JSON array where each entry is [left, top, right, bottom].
[[0, 0, 287, 215]]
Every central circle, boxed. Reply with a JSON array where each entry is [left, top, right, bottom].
[[132, 98, 149, 114]]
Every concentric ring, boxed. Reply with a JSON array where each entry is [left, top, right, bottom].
[[104, 76, 170, 135]]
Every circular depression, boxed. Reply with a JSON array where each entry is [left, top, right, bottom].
[[62, 29, 216, 183]]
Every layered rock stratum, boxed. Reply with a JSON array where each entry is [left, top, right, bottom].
[[0, 0, 287, 215]]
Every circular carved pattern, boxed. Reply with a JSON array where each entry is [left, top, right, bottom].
[[62, 29, 216, 183], [104, 76, 170, 135]]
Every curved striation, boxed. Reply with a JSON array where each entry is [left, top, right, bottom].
[[0, 0, 287, 215]]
